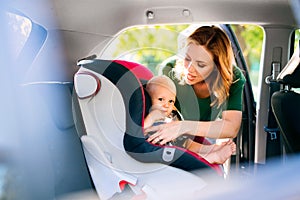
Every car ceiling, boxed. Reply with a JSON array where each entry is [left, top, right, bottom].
[[9, 0, 299, 80], [13, 0, 298, 32]]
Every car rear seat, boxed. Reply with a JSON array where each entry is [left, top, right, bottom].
[[272, 41, 300, 154], [20, 82, 93, 199]]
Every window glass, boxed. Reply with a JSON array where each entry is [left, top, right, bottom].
[[231, 25, 264, 101], [7, 12, 32, 58], [101, 25, 188, 74], [295, 29, 300, 50]]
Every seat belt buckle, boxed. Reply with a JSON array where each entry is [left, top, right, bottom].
[[270, 131, 277, 140], [264, 126, 280, 140]]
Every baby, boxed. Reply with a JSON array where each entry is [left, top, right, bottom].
[[144, 75, 236, 164]]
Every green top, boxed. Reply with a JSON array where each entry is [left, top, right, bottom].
[[164, 63, 246, 121]]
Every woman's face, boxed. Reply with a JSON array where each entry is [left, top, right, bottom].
[[183, 42, 215, 85]]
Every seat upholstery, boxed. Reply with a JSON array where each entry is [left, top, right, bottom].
[[20, 82, 93, 199]]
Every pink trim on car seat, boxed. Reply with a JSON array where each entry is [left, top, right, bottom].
[[119, 180, 136, 191], [114, 60, 153, 80]]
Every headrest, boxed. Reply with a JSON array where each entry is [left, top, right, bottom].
[[277, 42, 300, 88], [74, 71, 101, 99], [279, 65, 300, 88]]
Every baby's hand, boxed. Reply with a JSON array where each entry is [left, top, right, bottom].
[[148, 109, 166, 122]]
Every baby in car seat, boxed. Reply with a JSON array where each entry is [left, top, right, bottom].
[[144, 75, 186, 147], [144, 75, 236, 164]]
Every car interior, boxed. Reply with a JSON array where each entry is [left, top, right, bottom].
[[1, 0, 300, 199]]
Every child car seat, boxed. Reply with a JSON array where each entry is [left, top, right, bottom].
[[72, 59, 222, 199], [271, 42, 300, 153]]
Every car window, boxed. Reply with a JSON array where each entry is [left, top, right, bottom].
[[6, 12, 32, 59], [231, 25, 264, 101], [295, 29, 300, 50], [100, 25, 189, 74]]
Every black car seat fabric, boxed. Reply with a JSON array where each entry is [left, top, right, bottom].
[[271, 43, 300, 153]]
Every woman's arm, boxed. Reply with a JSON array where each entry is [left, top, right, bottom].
[[146, 110, 242, 145], [187, 110, 242, 138]]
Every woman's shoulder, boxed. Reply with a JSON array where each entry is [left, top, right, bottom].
[[159, 56, 177, 76], [232, 65, 246, 85]]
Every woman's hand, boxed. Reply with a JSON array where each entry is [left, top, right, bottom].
[[145, 120, 184, 145]]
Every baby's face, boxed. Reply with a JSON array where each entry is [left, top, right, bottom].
[[150, 85, 176, 116]]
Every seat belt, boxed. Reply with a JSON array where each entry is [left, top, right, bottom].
[[264, 47, 282, 160]]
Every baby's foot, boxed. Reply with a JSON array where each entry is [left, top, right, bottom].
[[200, 141, 236, 164]]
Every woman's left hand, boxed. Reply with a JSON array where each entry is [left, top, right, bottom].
[[145, 121, 183, 145]]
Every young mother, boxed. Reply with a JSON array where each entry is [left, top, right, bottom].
[[146, 26, 245, 154]]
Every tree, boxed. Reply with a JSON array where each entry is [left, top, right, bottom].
[[112, 25, 188, 74], [231, 25, 263, 71]]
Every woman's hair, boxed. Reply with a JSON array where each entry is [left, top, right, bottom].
[[187, 25, 234, 107]]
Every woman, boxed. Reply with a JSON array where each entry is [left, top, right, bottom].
[[146, 26, 245, 153]]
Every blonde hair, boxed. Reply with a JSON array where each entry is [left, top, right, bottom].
[[146, 75, 176, 96], [187, 25, 234, 107]]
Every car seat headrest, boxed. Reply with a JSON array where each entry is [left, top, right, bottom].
[[277, 42, 300, 88], [74, 71, 101, 99], [279, 65, 300, 88]]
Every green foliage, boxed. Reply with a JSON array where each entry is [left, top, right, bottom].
[[295, 29, 300, 49], [112, 25, 188, 73], [231, 24, 263, 71]]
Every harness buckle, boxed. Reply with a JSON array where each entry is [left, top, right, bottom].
[[264, 126, 280, 140]]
